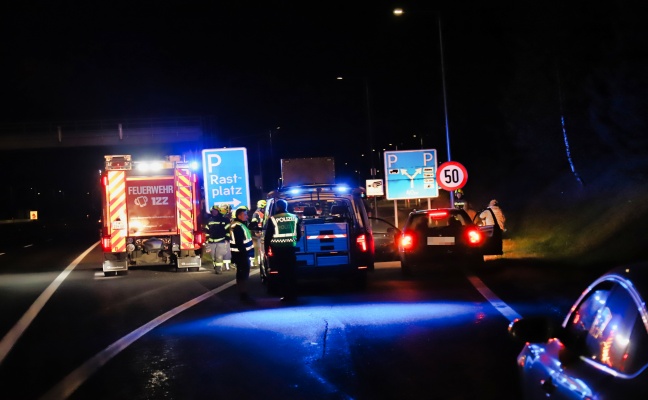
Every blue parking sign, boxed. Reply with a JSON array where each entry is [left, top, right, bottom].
[[383, 149, 438, 200], [202, 148, 251, 213]]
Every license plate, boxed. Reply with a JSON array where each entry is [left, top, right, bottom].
[[427, 237, 455, 245]]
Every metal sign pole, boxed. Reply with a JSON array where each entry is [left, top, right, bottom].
[[394, 200, 398, 228]]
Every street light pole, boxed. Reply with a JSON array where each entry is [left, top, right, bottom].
[[363, 77, 376, 179], [336, 76, 375, 178], [438, 15, 454, 208], [394, 8, 454, 208]]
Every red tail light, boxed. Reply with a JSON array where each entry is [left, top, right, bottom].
[[466, 229, 483, 245], [194, 231, 205, 246], [101, 235, 112, 252], [401, 234, 415, 250], [101, 175, 108, 187], [267, 246, 274, 257], [356, 234, 368, 252], [428, 210, 449, 219]]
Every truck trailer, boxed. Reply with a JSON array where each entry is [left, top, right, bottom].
[[100, 155, 204, 276]]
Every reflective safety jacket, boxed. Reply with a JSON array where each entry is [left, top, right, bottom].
[[205, 213, 230, 243], [265, 212, 301, 248], [250, 208, 265, 236], [230, 218, 254, 256]]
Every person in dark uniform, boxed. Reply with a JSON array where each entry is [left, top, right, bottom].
[[264, 199, 302, 302], [204, 204, 230, 274], [230, 206, 255, 303], [249, 199, 266, 268]]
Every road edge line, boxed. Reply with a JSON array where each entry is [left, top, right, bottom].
[[0, 242, 99, 365]]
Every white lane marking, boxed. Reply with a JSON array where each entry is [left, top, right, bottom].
[[466, 273, 522, 322], [0, 242, 100, 365], [23, 244, 34, 248], [42, 268, 259, 400], [0, 252, 5, 256]]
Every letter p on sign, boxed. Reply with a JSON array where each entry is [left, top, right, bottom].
[[206, 154, 222, 173]]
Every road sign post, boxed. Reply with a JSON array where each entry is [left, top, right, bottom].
[[201, 148, 251, 213], [383, 149, 438, 227]]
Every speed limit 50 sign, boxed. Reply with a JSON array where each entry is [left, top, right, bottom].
[[436, 161, 468, 191]]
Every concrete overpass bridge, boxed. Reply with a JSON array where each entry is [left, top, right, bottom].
[[0, 117, 211, 150]]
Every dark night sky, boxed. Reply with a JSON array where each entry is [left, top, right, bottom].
[[1, 1, 647, 219], [1, 2, 520, 150]]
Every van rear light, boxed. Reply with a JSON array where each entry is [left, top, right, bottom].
[[356, 234, 367, 252], [101, 236, 112, 252]]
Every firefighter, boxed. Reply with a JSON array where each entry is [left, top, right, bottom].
[[249, 199, 267, 268], [454, 189, 467, 210], [264, 199, 302, 302], [218, 203, 233, 271], [230, 206, 255, 303], [205, 203, 231, 274]]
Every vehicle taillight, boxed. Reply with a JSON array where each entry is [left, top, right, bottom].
[[356, 234, 367, 252], [401, 234, 415, 250], [101, 235, 112, 252], [466, 229, 483, 245], [428, 210, 449, 219], [194, 231, 205, 246], [267, 246, 274, 257]]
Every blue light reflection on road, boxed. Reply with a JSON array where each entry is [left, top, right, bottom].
[[163, 302, 479, 338], [157, 302, 484, 398]]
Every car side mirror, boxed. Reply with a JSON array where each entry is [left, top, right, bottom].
[[508, 317, 559, 343]]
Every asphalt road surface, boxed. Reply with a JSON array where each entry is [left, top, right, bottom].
[[0, 226, 608, 400]]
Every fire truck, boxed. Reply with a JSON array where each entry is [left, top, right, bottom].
[[100, 155, 204, 276]]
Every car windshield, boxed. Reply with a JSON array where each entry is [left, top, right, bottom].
[[288, 199, 354, 222]]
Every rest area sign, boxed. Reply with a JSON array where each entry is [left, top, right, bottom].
[[383, 149, 438, 200], [202, 148, 251, 213]]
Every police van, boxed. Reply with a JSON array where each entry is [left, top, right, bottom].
[[260, 158, 375, 291]]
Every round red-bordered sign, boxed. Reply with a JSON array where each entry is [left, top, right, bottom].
[[436, 161, 468, 191]]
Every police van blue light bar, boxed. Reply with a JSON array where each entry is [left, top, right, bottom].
[[335, 185, 350, 193]]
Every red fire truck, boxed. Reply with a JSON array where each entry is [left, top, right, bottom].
[[100, 155, 204, 276]]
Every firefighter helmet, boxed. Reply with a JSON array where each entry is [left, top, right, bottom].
[[257, 199, 267, 209], [218, 203, 231, 214], [211, 203, 219, 211], [455, 189, 464, 195]]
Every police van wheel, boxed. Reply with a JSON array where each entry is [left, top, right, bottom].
[[266, 279, 280, 295], [354, 271, 368, 290]]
